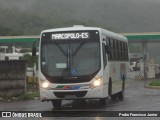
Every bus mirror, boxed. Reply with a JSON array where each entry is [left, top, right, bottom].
[[105, 45, 111, 54], [32, 41, 37, 57], [32, 46, 36, 57], [32, 39, 39, 57]]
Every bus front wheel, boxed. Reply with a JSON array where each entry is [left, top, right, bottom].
[[108, 77, 118, 101], [52, 100, 62, 109]]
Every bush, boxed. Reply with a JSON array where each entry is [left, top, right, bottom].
[[149, 80, 160, 86], [18, 92, 40, 100]]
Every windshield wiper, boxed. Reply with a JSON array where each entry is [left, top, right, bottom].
[[72, 42, 84, 56], [55, 43, 67, 57]]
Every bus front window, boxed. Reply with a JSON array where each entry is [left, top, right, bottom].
[[41, 41, 100, 77]]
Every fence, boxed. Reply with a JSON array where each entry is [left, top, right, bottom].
[[0, 60, 26, 97]]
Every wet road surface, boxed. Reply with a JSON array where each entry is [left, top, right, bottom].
[[0, 79, 160, 120]]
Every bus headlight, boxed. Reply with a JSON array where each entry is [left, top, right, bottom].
[[42, 82, 49, 88], [42, 81, 49, 88], [93, 77, 103, 87]]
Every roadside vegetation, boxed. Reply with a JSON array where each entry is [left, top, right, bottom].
[[18, 92, 40, 100], [149, 80, 160, 86], [0, 92, 40, 101]]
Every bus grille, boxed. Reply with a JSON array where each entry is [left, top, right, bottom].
[[53, 91, 87, 98]]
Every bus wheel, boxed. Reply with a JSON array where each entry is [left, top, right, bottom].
[[108, 77, 115, 101], [118, 91, 124, 100], [99, 98, 107, 105], [109, 78, 118, 101], [52, 100, 62, 109], [111, 94, 118, 101], [108, 77, 112, 97], [118, 74, 125, 100]]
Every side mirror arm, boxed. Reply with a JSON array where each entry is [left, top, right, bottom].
[[105, 44, 111, 54], [32, 39, 39, 57]]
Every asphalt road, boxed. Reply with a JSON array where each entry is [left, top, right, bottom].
[[0, 79, 160, 120]]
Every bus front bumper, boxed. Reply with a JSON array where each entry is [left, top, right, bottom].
[[40, 85, 108, 101]]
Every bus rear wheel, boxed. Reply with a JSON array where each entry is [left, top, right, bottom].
[[118, 75, 125, 100], [52, 100, 62, 109], [118, 91, 124, 100], [99, 98, 107, 105]]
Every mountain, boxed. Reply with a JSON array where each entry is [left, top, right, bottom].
[[0, 0, 160, 35], [0, 0, 160, 63]]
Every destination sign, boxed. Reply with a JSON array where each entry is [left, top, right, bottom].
[[51, 32, 89, 40]]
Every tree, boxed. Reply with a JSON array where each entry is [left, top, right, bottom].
[[21, 53, 38, 68], [21, 53, 39, 92]]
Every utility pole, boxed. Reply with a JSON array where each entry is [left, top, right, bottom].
[[142, 39, 147, 81]]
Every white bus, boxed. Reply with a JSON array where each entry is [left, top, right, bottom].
[[32, 25, 129, 108]]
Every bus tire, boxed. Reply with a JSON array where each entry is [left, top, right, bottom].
[[99, 98, 107, 105], [108, 77, 112, 97], [109, 77, 118, 101], [52, 100, 62, 109], [111, 94, 118, 101], [118, 75, 125, 100], [118, 91, 124, 100]]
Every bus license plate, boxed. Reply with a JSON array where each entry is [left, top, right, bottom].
[[65, 95, 76, 99]]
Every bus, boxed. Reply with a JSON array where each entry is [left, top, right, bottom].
[[32, 25, 129, 108]]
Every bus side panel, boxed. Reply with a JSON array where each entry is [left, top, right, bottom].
[[103, 62, 109, 98], [109, 62, 123, 95]]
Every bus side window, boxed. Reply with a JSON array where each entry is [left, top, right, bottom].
[[114, 39, 118, 61], [106, 37, 110, 60], [127, 43, 129, 60], [119, 41, 123, 61], [123, 42, 126, 60], [125, 42, 129, 61], [110, 39, 115, 60], [108, 38, 112, 60], [112, 39, 116, 61], [102, 43, 107, 68], [116, 40, 119, 61]]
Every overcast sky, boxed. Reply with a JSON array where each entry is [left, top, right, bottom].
[[0, 0, 160, 32], [1, 0, 160, 63]]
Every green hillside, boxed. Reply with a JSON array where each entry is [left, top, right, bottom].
[[1, 0, 160, 36]]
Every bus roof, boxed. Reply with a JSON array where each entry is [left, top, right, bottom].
[[42, 25, 101, 33], [100, 28, 127, 42], [41, 25, 127, 41]]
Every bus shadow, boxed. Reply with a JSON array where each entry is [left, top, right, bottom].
[[52, 98, 123, 111], [71, 100, 107, 109], [51, 100, 105, 111], [51, 99, 124, 117]]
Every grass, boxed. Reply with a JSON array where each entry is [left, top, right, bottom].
[[18, 92, 40, 100], [1, 96, 12, 100], [18, 82, 40, 100], [0, 82, 40, 101], [149, 80, 160, 86], [0, 92, 40, 101]]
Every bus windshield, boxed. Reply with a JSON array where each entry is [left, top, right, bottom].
[[41, 40, 100, 77]]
